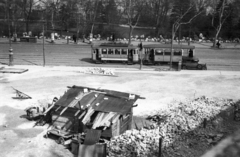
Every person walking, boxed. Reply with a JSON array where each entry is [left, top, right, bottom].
[[72, 34, 77, 43], [216, 40, 221, 48]]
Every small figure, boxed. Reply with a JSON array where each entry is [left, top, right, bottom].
[[13, 33, 17, 42], [189, 49, 193, 57], [72, 34, 77, 43], [28, 31, 32, 37], [112, 33, 115, 41], [82, 34, 85, 43], [216, 40, 221, 48]]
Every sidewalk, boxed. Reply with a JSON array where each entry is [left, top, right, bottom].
[[1, 37, 240, 49], [1, 64, 240, 76], [0, 38, 90, 46]]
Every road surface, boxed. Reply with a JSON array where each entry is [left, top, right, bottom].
[[0, 40, 240, 70]]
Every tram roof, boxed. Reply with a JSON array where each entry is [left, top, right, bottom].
[[92, 43, 137, 49], [143, 44, 195, 49]]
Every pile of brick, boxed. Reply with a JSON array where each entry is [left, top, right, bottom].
[[79, 67, 115, 76], [107, 96, 236, 157]]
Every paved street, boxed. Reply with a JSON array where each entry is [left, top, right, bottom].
[[1, 39, 240, 70]]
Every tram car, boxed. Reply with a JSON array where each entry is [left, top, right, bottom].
[[91, 43, 196, 65], [91, 43, 139, 64]]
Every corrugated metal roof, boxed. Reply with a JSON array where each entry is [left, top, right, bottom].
[[55, 88, 82, 107], [54, 86, 141, 115]]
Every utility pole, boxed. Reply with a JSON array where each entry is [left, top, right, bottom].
[[43, 21, 45, 67], [8, 3, 13, 66], [42, 11, 46, 67], [170, 24, 174, 70], [139, 41, 143, 70]]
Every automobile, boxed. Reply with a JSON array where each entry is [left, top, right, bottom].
[[182, 56, 207, 70]]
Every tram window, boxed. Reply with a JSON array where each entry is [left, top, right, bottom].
[[174, 52, 182, 56], [155, 49, 163, 55], [108, 49, 114, 54], [164, 52, 171, 55], [174, 49, 182, 56], [122, 49, 127, 55], [102, 49, 107, 54], [115, 49, 121, 55]]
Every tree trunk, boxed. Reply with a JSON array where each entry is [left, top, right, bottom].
[[170, 25, 175, 69], [213, 28, 221, 47], [91, 23, 94, 34], [128, 25, 133, 45], [51, 10, 55, 42]]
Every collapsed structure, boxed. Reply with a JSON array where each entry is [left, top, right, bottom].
[[38, 85, 145, 156]]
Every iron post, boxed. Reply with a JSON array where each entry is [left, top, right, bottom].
[[42, 10, 46, 67], [139, 41, 143, 70], [43, 20, 45, 67], [8, 4, 13, 66], [159, 137, 162, 157]]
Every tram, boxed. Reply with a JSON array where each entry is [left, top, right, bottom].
[[91, 43, 195, 64]]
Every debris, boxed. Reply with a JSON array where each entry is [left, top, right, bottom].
[[79, 67, 116, 76], [42, 85, 142, 149], [107, 96, 236, 157], [0, 67, 28, 74], [12, 87, 32, 99]]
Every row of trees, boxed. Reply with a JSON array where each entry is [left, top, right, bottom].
[[0, 0, 240, 45]]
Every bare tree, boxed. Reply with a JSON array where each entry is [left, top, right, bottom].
[[169, 0, 208, 68], [120, 0, 144, 45], [152, 0, 173, 37], [74, 0, 87, 42], [20, 0, 40, 33], [207, 0, 235, 47]]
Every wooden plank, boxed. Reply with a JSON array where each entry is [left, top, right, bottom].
[[92, 112, 105, 129], [83, 129, 102, 145], [0, 68, 28, 74], [92, 113, 101, 129], [74, 110, 81, 116], [100, 112, 116, 126], [43, 104, 55, 115], [112, 114, 120, 124], [78, 110, 87, 119], [82, 107, 95, 124], [78, 143, 106, 157]]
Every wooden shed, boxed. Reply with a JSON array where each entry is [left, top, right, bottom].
[[46, 85, 143, 143]]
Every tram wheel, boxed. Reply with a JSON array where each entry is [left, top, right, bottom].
[[197, 64, 202, 69]]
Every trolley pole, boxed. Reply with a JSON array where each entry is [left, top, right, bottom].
[[8, 5, 13, 66]]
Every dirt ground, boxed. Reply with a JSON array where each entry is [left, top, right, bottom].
[[1, 65, 240, 157]]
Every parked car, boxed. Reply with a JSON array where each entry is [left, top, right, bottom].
[[182, 56, 207, 70]]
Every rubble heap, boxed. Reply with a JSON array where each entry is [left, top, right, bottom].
[[79, 67, 115, 76], [107, 96, 236, 157]]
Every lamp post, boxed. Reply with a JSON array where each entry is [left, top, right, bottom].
[[8, 5, 13, 66], [42, 20, 45, 67], [42, 10, 46, 67], [139, 41, 143, 70]]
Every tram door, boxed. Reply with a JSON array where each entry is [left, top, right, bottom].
[[133, 50, 139, 62], [92, 49, 96, 61], [96, 49, 100, 61], [149, 49, 154, 62], [128, 49, 133, 62]]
